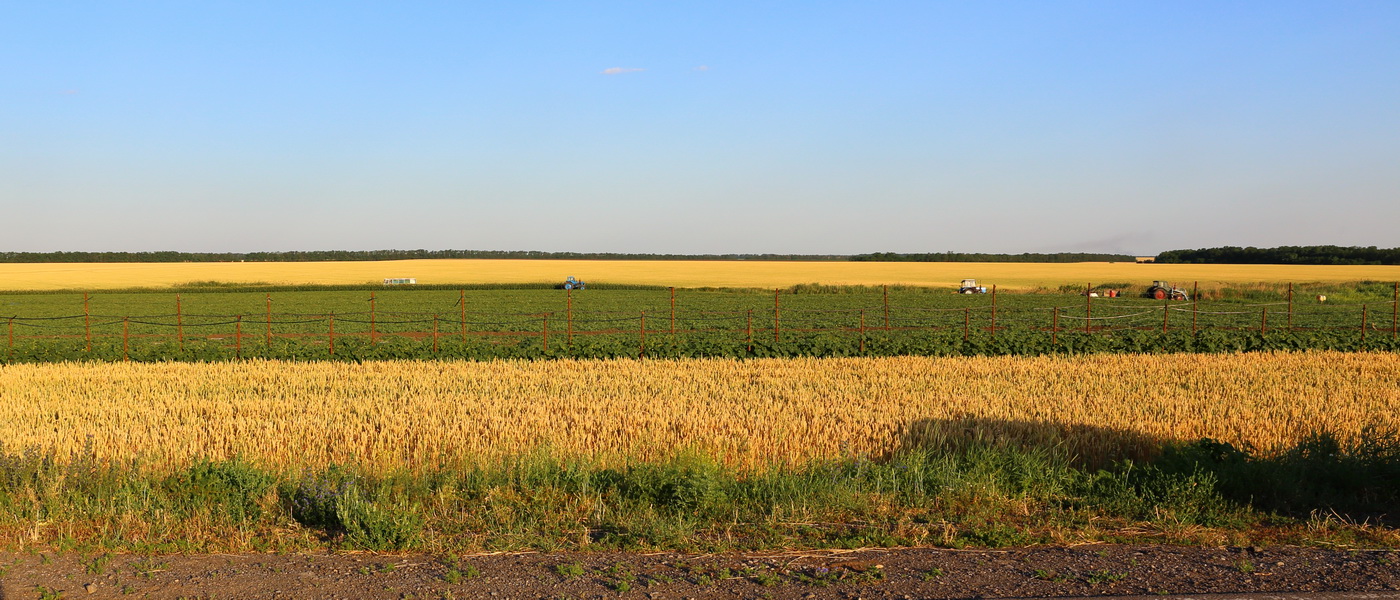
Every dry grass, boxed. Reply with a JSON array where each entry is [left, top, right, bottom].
[[2, 352, 1396, 472], [1, 259, 1398, 291]]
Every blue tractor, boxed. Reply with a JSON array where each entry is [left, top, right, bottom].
[[958, 279, 989, 294], [562, 276, 586, 291]]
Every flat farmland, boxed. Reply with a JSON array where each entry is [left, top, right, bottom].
[[3, 262, 1398, 558], [3, 285, 1396, 363], [3, 259, 1400, 291], [3, 352, 1396, 473]]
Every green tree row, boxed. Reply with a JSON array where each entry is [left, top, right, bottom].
[[1155, 245, 1400, 265], [0, 250, 851, 263], [850, 252, 1138, 263], [0, 250, 1152, 264]]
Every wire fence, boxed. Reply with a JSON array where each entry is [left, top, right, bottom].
[[4, 286, 1399, 360]]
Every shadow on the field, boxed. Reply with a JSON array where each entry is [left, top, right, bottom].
[[894, 417, 1400, 525], [894, 415, 1170, 469]]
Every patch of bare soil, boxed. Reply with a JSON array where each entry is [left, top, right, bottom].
[[1, 545, 1396, 600]]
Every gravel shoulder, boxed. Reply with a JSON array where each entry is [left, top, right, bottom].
[[2, 544, 1397, 599]]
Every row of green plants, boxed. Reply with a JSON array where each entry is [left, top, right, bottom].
[[10, 305, 1383, 339], [1, 430, 1395, 553], [5, 284, 1394, 326], [3, 329, 1397, 363]]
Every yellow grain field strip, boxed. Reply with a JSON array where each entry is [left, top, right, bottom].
[[1, 352, 1395, 472], [2, 259, 1399, 291]]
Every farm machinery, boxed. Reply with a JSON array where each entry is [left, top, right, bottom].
[[562, 276, 586, 291], [958, 279, 989, 294], [1144, 280, 1189, 301]]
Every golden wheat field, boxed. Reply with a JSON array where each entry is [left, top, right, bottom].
[[3, 259, 1399, 291], [2, 351, 1395, 472]]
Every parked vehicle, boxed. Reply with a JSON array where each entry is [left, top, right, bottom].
[[959, 279, 988, 294], [1144, 281, 1189, 301]]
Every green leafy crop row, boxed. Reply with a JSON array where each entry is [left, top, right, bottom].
[[2, 328, 1396, 364]]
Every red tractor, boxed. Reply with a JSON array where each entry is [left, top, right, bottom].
[[1144, 280, 1189, 301]]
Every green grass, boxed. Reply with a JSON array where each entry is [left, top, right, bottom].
[[554, 562, 586, 579], [1086, 569, 1128, 584], [1151, 427, 1400, 517], [0, 431, 1395, 554], [440, 558, 480, 584]]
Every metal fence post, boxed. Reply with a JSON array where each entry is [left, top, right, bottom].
[[883, 284, 890, 330], [7, 316, 13, 359], [84, 292, 91, 353], [567, 289, 573, 345], [266, 294, 273, 347], [773, 289, 781, 343], [1052, 307, 1059, 345], [542, 313, 549, 352], [122, 316, 129, 362], [1192, 281, 1199, 336], [639, 311, 646, 358], [328, 313, 336, 356], [432, 314, 439, 353], [235, 315, 243, 359], [1261, 307, 1267, 334], [670, 286, 676, 334], [859, 309, 866, 354], [1287, 283, 1294, 331], [746, 309, 753, 353], [963, 307, 969, 341], [460, 289, 467, 342], [1362, 304, 1368, 340], [1162, 298, 1169, 333], [369, 292, 377, 345], [1085, 283, 1092, 334], [990, 285, 997, 337], [176, 293, 184, 351]]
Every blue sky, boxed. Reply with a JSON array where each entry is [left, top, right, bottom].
[[3, 1, 1398, 255]]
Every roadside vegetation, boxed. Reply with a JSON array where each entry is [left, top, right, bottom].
[[0, 432, 1394, 553]]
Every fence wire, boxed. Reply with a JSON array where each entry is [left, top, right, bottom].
[[6, 292, 1399, 358]]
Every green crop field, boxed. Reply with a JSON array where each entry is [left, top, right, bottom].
[[2, 283, 1397, 362]]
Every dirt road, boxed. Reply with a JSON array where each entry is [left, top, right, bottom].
[[2, 544, 1396, 599]]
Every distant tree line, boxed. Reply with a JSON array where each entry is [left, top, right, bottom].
[[0, 250, 852, 263], [850, 252, 1137, 263], [1154, 246, 1400, 265], [0, 250, 1157, 263]]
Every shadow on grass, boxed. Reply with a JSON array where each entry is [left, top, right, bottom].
[[1154, 427, 1400, 524], [897, 416, 1400, 525]]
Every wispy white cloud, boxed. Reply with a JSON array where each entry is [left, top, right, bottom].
[[693, 65, 711, 71], [60, 89, 78, 95], [601, 67, 644, 75]]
